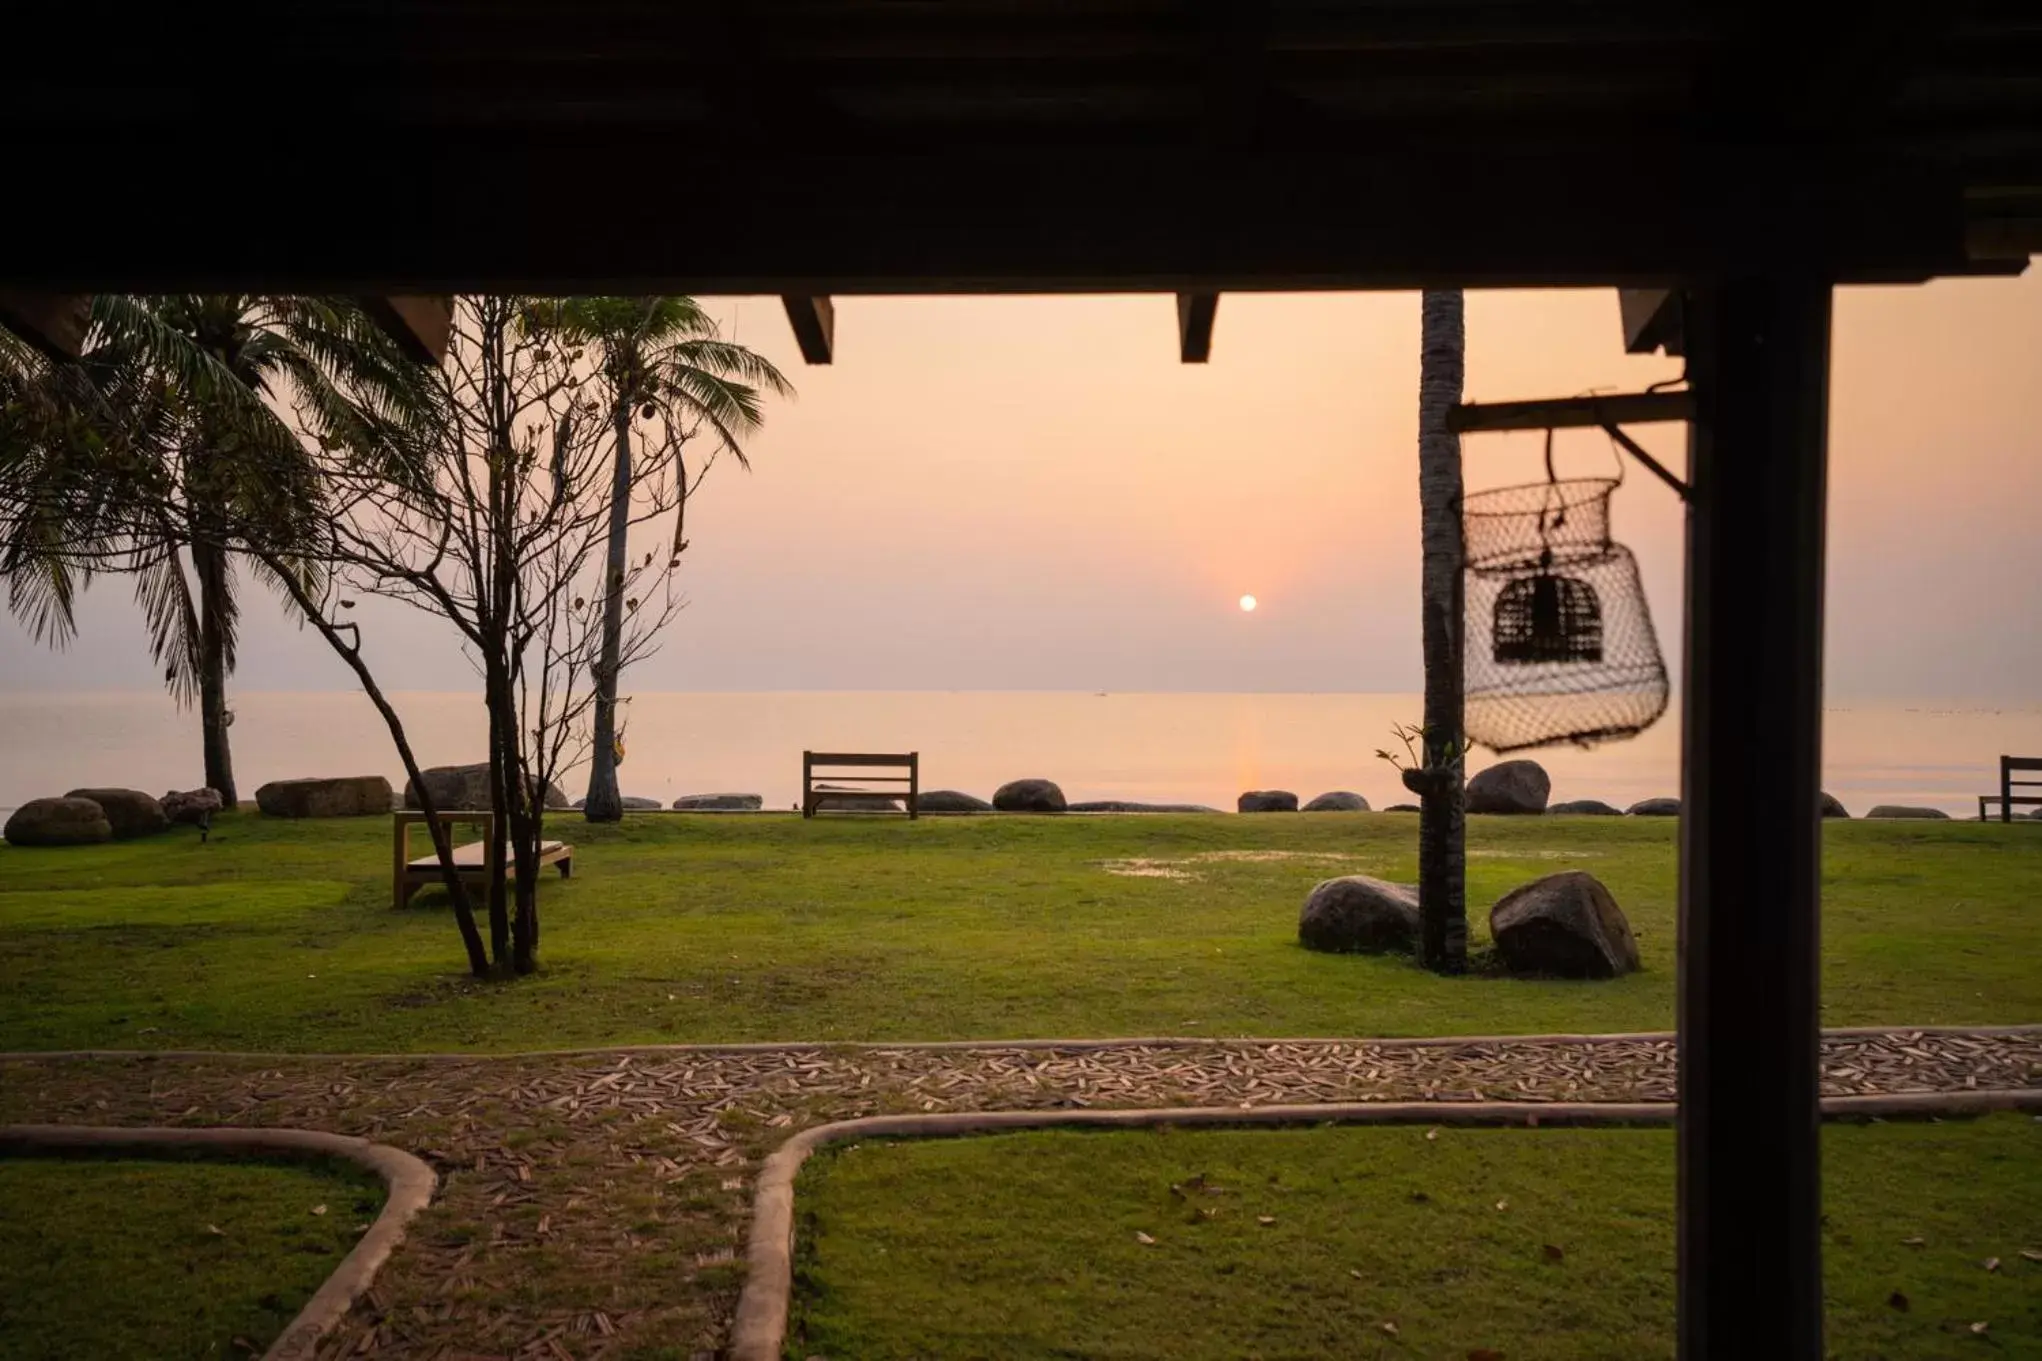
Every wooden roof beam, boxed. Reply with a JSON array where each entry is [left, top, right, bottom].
[[0, 292, 90, 361], [1448, 389, 1693, 433], [1619, 288, 1683, 356], [1177, 291, 1218, 362], [781, 295, 835, 364], [362, 296, 451, 364]]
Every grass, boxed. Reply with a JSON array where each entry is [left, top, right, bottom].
[[0, 811, 2037, 1052], [0, 1152, 385, 1361], [789, 1114, 2042, 1361]]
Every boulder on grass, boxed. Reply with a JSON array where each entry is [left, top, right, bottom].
[[1628, 797, 1681, 817], [993, 778, 1066, 813], [404, 763, 569, 811], [670, 793, 763, 811], [1303, 791, 1370, 812], [1867, 805, 1949, 820], [1068, 800, 1220, 813], [1819, 792, 1851, 819], [1298, 876, 1419, 954], [256, 776, 394, 819], [917, 790, 993, 814], [1466, 760, 1551, 814], [64, 787, 167, 839], [5, 797, 113, 847], [811, 784, 903, 813], [1489, 870, 1640, 979], [1238, 790, 1299, 813], [161, 787, 224, 825], [1384, 803, 1420, 813], [572, 795, 663, 810], [1549, 799, 1622, 816]]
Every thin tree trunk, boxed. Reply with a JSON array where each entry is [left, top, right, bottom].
[[257, 555, 491, 976], [1414, 288, 1468, 973], [583, 387, 634, 822], [191, 539, 238, 806]]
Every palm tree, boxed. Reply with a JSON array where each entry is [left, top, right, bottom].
[[533, 298, 791, 823], [1, 296, 416, 806], [1409, 288, 1469, 972]]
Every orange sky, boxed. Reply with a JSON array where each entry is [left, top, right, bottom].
[[4, 275, 2039, 700]]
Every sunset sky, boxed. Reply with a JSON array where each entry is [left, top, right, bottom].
[[4, 274, 2039, 702]]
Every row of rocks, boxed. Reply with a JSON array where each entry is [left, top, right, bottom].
[[3, 785, 225, 846], [1300, 869, 1640, 979]]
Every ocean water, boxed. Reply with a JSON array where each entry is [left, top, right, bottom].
[[3, 691, 2038, 818]]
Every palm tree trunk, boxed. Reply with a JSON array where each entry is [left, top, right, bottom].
[[583, 394, 633, 822], [191, 539, 238, 807], [1414, 288, 1468, 972]]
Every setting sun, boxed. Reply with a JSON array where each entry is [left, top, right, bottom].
[[1239, 594, 1258, 613]]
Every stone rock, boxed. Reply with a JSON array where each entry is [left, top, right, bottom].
[[1068, 800, 1220, 813], [1384, 803, 1420, 813], [4, 797, 114, 847], [1489, 870, 1640, 979], [993, 778, 1067, 813], [1466, 760, 1551, 814], [1297, 876, 1420, 954], [670, 793, 763, 811], [161, 787, 224, 825], [1549, 799, 1622, 816], [403, 763, 569, 812], [256, 775, 394, 819], [916, 790, 993, 814], [1628, 797, 1681, 817], [1238, 790, 1299, 813], [64, 787, 167, 839], [1819, 792, 1850, 819], [573, 795, 663, 810], [1866, 804, 1950, 820], [1302, 791, 1370, 812]]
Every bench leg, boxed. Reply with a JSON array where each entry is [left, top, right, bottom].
[[557, 858, 572, 880]]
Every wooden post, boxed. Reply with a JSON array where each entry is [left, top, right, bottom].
[[1676, 273, 1833, 1361]]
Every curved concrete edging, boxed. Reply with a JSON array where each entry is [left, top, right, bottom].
[[3, 1021, 2037, 1065], [0, 1124, 436, 1361], [729, 1088, 2042, 1361]]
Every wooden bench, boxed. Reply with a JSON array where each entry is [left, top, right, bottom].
[[802, 751, 919, 819], [1979, 755, 2042, 822], [393, 810, 573, 908]]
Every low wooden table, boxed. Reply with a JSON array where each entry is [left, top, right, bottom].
[[393, 810, 573, 908]]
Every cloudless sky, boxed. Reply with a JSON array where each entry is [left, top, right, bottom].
[[4, 276, 2039, 701]]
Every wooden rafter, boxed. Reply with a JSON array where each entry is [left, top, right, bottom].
[[781, 295, 835, 365], [362, 296, 452, 364], [1448, 389, 1693, 434], [1176, 292, 1218, 363], [1619, 288, 1683, 356], [0, 292, 90, 361]]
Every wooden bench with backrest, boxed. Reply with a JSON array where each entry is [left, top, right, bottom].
[[393, 809, 573, 908], [802, 751, 919, 819], [1979, 755, 2042, 822]]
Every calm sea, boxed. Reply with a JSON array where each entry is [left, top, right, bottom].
[[3, 691, 2038, 818]]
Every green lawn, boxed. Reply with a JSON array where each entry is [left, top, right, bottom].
[[0, 811, 2036, 1052], [0, 1153, 385, 1361], [789, 1115, 2042, 1361]]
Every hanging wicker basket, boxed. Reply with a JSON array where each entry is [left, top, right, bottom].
[[1462, 474, 1668, 752]]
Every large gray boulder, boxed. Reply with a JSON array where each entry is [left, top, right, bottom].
[[1489, 870, 1640, 979], [5, 797, 114, 847], [161, 787, 224, 825], [404, 763, 569, 812], [670, 793, 763, 811], [1549, 799, 1622, 816], [1068, 800, 1220, 813], [1819, 792, 1851, 819], [256, 775, 394, 819], [1867, 805, 1950, 820], [917, 790, 993, 814], [1384, 803, 1420, 813], [1303, 791, 1370, 812], [1298, 876, 1420, 954], [1466, 760, 1551, 814], [1628, 797, 1681, 817], [811, 784, 903, 813], [1238, 789, 1299, 813], [64, 787, 167, 839], [572, 795, 663, 810], [993, 778, 1066, 813]]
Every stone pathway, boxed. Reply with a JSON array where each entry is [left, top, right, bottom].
[[4, 1028, 2037, 1360]]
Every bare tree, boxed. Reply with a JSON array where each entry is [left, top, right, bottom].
[[268, 295, 690, 974]]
